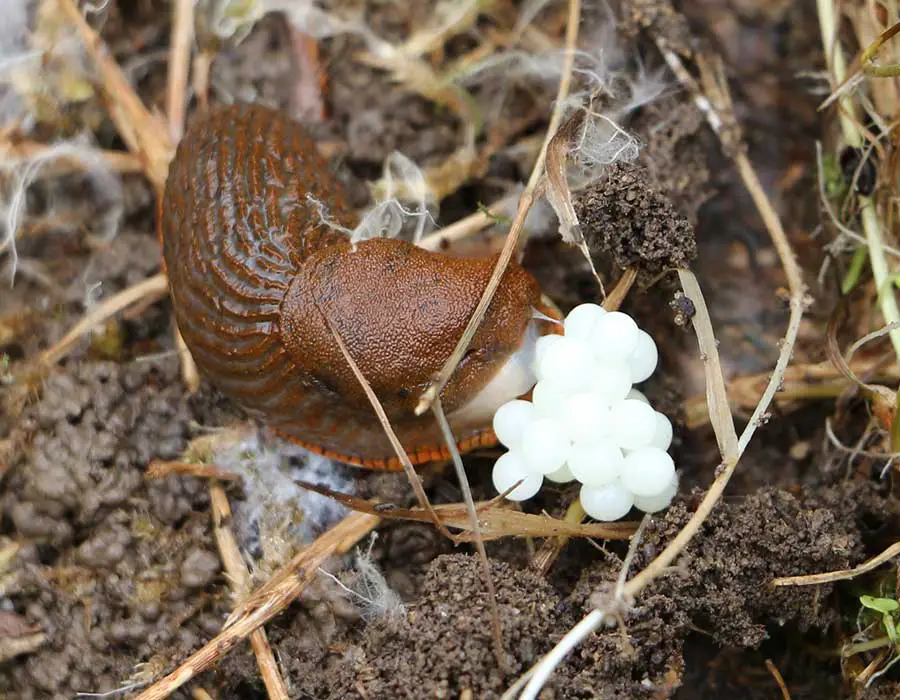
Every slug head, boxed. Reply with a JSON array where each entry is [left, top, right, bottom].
[[280, 238, 543, 431]]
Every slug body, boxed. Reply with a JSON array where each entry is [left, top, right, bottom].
[[162, 103, 548, 469]]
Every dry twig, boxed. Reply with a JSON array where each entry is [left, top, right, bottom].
[[294, 479, 636, 541], [320, 312, 454, 541], [208, 483, 289, 700], [133, 512, 379, 700], [765, 659, 793, 700], [772, 540, 900, 587], [415, 0, 582, 416], [166, 0, 194, 141], [36, 273, 168, 368]]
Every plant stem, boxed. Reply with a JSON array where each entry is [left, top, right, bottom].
[[816, 0, 900, 360], [846, 635, 895, 655]]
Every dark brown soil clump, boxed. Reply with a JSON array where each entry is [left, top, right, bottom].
[[334, 554, 570, 699], [0, 358, 236, 699], [577, 161, 698, 276]]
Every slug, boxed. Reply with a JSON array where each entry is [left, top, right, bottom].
[[161, 103, 553, 470]]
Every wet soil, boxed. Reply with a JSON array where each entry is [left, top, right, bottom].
[[2, 0, 899, 699]]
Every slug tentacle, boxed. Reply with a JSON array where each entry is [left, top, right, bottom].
[[162, 103, 551, 469]]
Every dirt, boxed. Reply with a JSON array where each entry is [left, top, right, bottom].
[[2, 0, 899, 698], [576, 160, 698, 276]]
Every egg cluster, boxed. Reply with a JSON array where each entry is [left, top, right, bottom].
[[491, 304, 678, 521]]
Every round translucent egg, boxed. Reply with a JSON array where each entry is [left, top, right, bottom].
[[649, 411, 673, 451], [564, 303, 607, 341], [608, 399, 658, 450], [538, 336, 596, 389], [532, 334, 563, 379], [590, 312, 640, 362], [626, 388, 649, 404], [521, 418, 571, 475], [567, 440, 624, 487], [532, 379, 570, 418], [588, 361, 632, 403], [620, 447, 676, 497], [633, 473, 679, 513], [580, 482, 634, 522], [558, 393, 612, 443], [545, 463, 576, 483], [492, 400, 537, 451], [628, 330, 659, 383], [492, 452, 543, 501]]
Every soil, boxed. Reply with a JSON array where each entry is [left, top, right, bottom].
[[2, 0, 899, 699]]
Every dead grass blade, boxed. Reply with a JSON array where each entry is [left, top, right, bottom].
[[37, 273, 168, 368], [319, 311, 454, 541], [416, 0, 582, 416], [293, 479, 636, 541], [146, 460, 241, 482], [133, 511, 378, 700], [771, 540, 900, 587], [57, 0, 173, 191], [677, 269, 739, 460], [208, 483, 289, 700], [433, 397, 506, 671], [166, 0, 194, 141], [0, 141, 143, 174], [765, 659, 793, 700], [683, 356, 899, 428]]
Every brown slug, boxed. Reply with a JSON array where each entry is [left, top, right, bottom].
[[160, 103, 552, 470]]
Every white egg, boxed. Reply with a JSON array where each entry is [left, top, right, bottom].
[[538, 336, 596, 389], [580, 482, 634, 522], [563, 303, 607, 341], [588, 361, 633, 403], [608, 399, 657, 449], [492, 452, 543, 501], [532, 334, 563, 379], [492, 400, 538, 450], [633, 472, 679, 513], [558, 393, 612, 443], [545, 463, 576, 483], [521, 418, 571, 474], [649, 411, 673, 451], [567, 440, 624, 487], [532, 379, 570, 418], [589, 311, 640, 362], [628, 330, 659, 383], [620, 447, 676, 497], [626, 388, 650, 404]]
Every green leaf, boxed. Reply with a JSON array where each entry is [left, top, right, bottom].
[[861, 595, 900, 613], [841, 246, 868, 295]]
